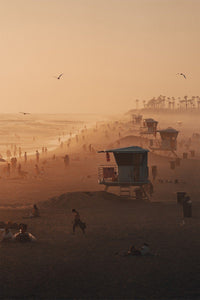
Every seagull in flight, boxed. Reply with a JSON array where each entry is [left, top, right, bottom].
[[177, 73, 186, 79], [19, 112, 31, 115], [54, 73, 63, 80]]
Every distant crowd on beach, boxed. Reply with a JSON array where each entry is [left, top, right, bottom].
[[0, 122, 104, 180]]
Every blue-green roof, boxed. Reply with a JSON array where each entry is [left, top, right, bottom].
[[98, 146, 149, 153]]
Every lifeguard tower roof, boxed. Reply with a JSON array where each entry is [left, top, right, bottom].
[[157, 127, 179, 133], [144, 118, 158, 123], [98, 146, 149, 153]]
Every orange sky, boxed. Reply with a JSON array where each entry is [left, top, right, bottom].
[[0, 0, 200, 113]]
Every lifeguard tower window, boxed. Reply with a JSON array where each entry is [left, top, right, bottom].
[[114, 153, 145, 166]]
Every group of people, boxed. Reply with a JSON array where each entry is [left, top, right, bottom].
[[0, 206, 86, 244], [0, 205, 154, 260], [0, 223, 37, 243], [0, 205, 40, 243]]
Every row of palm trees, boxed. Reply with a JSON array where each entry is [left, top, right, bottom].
[[135, 95, 200, 111]]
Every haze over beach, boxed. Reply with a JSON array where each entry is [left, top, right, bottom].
[[1, 1, 200, 299], [1, 0, 200, 114]]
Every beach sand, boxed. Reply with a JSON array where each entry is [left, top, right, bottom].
[[0, 111, 200, 299]]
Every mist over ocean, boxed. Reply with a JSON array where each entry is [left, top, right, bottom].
[[0, 113, 105, 158]]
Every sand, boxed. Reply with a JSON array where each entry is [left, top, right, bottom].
[[0, 111, 200, 299]]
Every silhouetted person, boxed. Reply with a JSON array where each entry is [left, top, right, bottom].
[[13, 224, 36, 242], [17, 163, 22, 175], [7, 163, 11, 177], [11, 157, 17, 169], [34, 164, 40, 177], [128, 243, 150, 256], [24, 152, 27, 163], [19, 147, 22, 159], [36, 150, 39, 163], [64, 154, 70, 167], [6, 150, 11, 160], [72, 209, 86, 234], [31, 204, 40, 218]]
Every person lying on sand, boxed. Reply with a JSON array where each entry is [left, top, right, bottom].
[[128, 243, 151, 256], [72, 209, 86, 234], [13, 224, 37, 243], [116, 243, 153, 257]]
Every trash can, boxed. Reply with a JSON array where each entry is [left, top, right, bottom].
[[177, 192, 186, 204], [183, 153, 188, 159], [182, 196, 192, 218], [152, 165, 157, 180], [175, 158, 181, 166], [190, 150, 195, 157], [170, 161, 176, 170]]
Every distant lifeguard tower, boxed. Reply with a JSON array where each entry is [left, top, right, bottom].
[[131, 114, 143, 125], [151, 127, 179, 156], [98, 146, 151, 200], [140, 118, 158, 136]]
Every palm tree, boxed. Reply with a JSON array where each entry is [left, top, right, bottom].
[[135, 99, 139, 109], [184, 95, 188, 110]]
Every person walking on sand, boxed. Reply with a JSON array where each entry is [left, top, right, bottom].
[[19, 147, 22, 159], [17, 163, 22, 175], [34, 164, 40, 177], [64, 154, 70, 167], [36, 150, 39, 163], [7, 163, 11, 177], [24, 152, 27, 163], [72, 209, 86, 234]]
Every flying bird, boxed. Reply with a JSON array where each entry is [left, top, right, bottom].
[[19, 112, 31, 115], [54, 73, 63, 80], [177, 73, 186, 79]]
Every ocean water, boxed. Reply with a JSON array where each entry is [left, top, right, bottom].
[[0, 113, 104, 159]]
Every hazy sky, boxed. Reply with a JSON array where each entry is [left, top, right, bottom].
[[1, 0, 200, 113]]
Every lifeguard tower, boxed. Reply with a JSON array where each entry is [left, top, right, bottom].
[[130, 114, 136, 123], [151, 127, 179, 156], [140, 118, 158, 136], [98, 146, 151, 200], [133, 114, 143, 125]]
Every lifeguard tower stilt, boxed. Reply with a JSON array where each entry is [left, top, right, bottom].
[[98, 146, 151, 200], [150, 127, 179, 157]]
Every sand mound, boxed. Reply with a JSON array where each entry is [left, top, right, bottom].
[[39, 191, 122, 209], [108, 135, 148, 148]]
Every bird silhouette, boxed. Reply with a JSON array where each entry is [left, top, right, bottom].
[[54, 73, 63, 80], [19, 112, 30, 115], [177, 73, 186, 79]]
